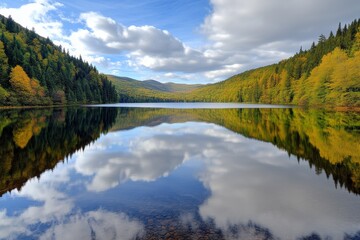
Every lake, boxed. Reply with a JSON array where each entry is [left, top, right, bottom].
[[0, 104, 359, 240]]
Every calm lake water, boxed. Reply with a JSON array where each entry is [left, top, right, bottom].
[[0, 104, 359, 240]]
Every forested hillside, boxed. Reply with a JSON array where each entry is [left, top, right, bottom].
[[184, 20, 360, 107], [107, 75, 201, 102], [116, 20, 360, 107], [0, 15, 117, 106]]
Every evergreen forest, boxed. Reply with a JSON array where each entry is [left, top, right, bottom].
[[0, 107, 118, 196]]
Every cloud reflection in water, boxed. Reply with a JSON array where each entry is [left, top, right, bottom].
[[73, 122, 360, 239]]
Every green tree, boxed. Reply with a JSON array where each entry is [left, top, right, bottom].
[[0, 85, 9, 103]]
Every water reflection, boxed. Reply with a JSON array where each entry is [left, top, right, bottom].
[[40, 210, 144, 240], [0, 106, 359, 239], [112, 107, 360, 194], [0, 107, 117, 197], [0, 168, 144, 240]]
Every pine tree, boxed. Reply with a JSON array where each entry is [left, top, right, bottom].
[[336, 23, 342, 37], [5, 15, 16, 33]]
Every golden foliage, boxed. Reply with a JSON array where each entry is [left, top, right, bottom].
[[8, 65, 47, 104], [9, 65, 33, 95], [30, 78, 45, 97]]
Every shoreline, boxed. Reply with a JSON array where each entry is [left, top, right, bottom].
[[1, 102, 359, 111]]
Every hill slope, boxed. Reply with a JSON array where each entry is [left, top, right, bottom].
[[107, 75, 202, 102], [116, 19, 360, 107], [0, 15, 117, 106]]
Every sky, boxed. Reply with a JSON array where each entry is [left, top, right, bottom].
[[0, 0, 359, 84]]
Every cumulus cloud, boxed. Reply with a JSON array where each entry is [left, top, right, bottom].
[[74, 12, 184, 57], [0, 0, 63, 39], [68, 12, 224, 74], [202, 0, 360, 54]]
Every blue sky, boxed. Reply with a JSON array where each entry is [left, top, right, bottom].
[[1, 0, 360, 83], [57, 0, 210, 41]]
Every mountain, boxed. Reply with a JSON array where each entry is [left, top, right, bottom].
[[107, 75, 202, 102], [0, 15, 118, 106], [115, 19, 360, 107]]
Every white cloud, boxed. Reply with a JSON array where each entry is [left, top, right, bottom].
[[69, 11, 185, 57], [86, 55, 122, 69], [203, 0, 360, 49], [67, 12, 223, 74], [0, 0, 64, 39], [204, 63, 243, 80], [151, 72, 196, 82]]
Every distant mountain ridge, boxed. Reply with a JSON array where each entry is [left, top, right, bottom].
[[107, 75, 202, 102]]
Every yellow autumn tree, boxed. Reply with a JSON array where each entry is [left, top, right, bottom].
[[30, 78, 45, 97], [9, 65, 47, 104], [9, 65, 33, 98]]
